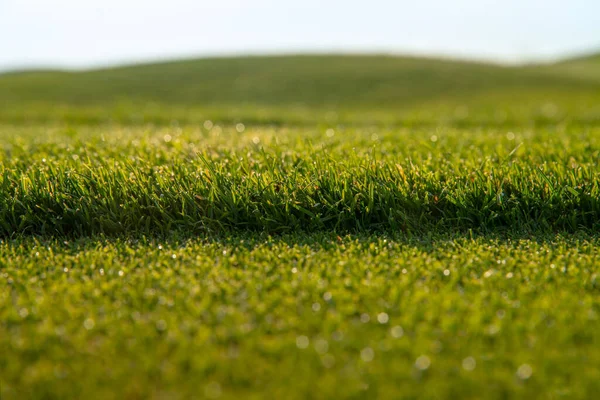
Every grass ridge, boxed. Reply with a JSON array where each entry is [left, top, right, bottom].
[[2, 126, 599, 237]]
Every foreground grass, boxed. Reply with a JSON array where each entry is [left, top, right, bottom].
[[1, 124, 600, 236], [2, 232, 600, 399]]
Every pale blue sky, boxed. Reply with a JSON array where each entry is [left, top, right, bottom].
[[1, 0, 599, 71]]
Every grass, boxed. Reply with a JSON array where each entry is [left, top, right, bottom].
[[3, 233, 600, 399], [1, 54, 600, 126], [2, 125, 600, 236], [1, 53, 600, 398]]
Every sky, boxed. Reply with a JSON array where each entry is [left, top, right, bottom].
[[1, 0, 599, 71]]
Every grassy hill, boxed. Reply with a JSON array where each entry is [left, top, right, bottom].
[[544, 52, 600, 81], [1, 54, 599, 125]]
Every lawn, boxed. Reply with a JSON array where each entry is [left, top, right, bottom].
[[1, 54, 600, 399]]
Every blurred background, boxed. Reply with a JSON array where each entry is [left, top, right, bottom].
[[1, 0, 599, 127], [2, 0, 599, 71]]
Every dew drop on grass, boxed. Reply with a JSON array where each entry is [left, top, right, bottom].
[[486, 324, 500, 335], [377, 312, 389, 324], [361, 347, 375, 362], [296, 335, 309, 349], [314, 339, 329, 354], [462, 356, 476, 371], [156, 320, 167, 331], [517, 364, 533, 380], [390, 325, 404, 338], [83, 318, 95, 330], [415, 355, 431, 370]]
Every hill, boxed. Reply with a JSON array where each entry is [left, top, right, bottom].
[[542, 51, 600, 81], [1, 54, 599, 125]]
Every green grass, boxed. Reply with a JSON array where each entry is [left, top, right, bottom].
[[2, 53, 600, 399], [2, 124, 600, 236], [3, 233, 600, 399], [1, 54, 600, 126], [544, 52, 600, 81]]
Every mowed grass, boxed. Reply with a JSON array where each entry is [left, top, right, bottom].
[[2, 124, 600, 236], [1, 54, 600, 126], [1, 54, 600, 398], [2, 233, 600, 399]]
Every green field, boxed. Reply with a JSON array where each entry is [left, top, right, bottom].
[[1, 54, 600, 399]]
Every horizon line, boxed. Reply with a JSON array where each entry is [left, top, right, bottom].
[[1, 47, 599, 75]]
